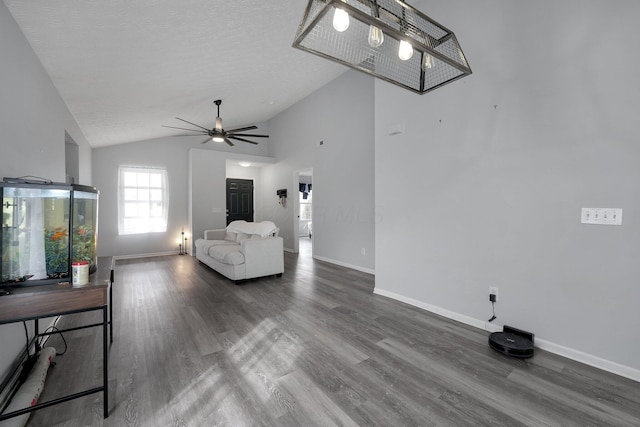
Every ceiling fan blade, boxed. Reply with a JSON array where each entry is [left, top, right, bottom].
[[169, 133, 210, 137], [162, 125, 208, 133], [226, 125, 258, 133], [228, 135, 258, 145], [175, 117, 211, 132], [223, 138, 234, 147], [200, 137, 211, 144], [228, 133, 269, 138]]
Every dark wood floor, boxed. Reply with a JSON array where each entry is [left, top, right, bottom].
[[27, 241, 640, 426]]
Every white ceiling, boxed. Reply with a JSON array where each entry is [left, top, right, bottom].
[[4, 0, 347, 147]]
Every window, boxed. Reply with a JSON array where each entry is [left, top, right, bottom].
[[299, 188, 312, 221], [118, 166, 169, 235]]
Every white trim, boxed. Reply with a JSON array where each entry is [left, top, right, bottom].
[[534, 338, 640, 383], [373, 287, 640, 383], [281, 249, 375, 274], [373, 288, 502, 332], [113, 251, 180, 260], [313, 255, 375, 275]]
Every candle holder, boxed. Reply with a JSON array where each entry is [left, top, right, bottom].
[[184, 237, 188, 255], [178, 231, 185, 255]]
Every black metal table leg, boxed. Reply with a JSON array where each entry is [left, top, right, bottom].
[[103, 306, 109, 418], [34, 318, 40, 353], [109, 276, 114, 343]]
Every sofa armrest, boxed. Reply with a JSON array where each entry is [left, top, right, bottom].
[[204, 229, 226, 240], [241, 237, 284, 278]]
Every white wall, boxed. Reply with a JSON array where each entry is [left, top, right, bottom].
[[226, 164, 262, 183], [0, 4, 91, 184], [374, 0, 640, 379], [92, 137, 191, 257], [258, 70, 375, 272], [93, 135, 273, 257], [189, 150, 276, 250], [0, 2, 92, 386]]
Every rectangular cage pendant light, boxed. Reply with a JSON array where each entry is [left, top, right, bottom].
[[293, 0, 472, 94]]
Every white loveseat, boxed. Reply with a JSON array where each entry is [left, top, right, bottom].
[[194, 221, 284, 284]]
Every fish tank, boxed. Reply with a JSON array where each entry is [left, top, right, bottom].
[[1, 179, 99, 288]]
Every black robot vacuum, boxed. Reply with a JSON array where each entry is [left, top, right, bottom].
[[489, 325, 534, 358]]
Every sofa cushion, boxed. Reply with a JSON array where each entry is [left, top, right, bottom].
[[225, 231, 237, 242], [236, 232, 251, 243], [197, 239, 237, 251], [195, 239, 237, 259], [208, 245, 245, 265]]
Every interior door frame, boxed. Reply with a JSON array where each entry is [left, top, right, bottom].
[[293, 168, 313, 255]]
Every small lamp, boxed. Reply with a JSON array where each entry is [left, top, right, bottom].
[[178, 231, 185, 255]]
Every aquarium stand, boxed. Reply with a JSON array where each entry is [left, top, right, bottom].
[[0, 256, 114, 422]]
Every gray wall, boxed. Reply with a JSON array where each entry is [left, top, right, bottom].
[[0, 3, 92, 386], [258, 70, 375, 272], [0, 5, 91, 184], [189, 149, 276, 251], [92, 138, 191, 257], [374, 0, 640, 379], [93, 135, 272, 257]]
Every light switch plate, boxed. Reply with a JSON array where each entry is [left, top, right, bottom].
[[581, 208, 622, 225]]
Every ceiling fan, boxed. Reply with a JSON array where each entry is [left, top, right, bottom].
[[162, 99, 268, 146]]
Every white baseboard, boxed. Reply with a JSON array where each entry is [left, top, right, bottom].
[[113, 251, 181, 260], [373, 287, 640, 383], [313, 255, 375, 275], [534, 337, 640, 382], [282, 248, 375, 275]]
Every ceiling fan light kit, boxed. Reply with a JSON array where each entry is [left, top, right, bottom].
[[293, 0, 472, 94], [162, 99, 269, 146]]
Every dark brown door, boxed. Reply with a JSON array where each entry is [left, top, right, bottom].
[[226, 178, 253, 225]]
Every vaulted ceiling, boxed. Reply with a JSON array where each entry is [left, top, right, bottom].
[[4, 0, 347, 147]]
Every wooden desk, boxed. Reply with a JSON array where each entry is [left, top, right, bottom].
[[0, 256, 113, 421]]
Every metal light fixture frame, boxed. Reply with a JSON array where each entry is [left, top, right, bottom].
[[293, 0, 472, 94]]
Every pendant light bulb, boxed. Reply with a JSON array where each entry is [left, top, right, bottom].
[[398, 40, 414, 61], [332, 7, 350, 32], [212, 135, 224, 143], [368, 25, 384, 48], [422, 53, 433, 70]]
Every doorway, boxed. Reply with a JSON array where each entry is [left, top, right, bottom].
[[64, 131, 79, 184], [294, 169, 313, 257], [226, 178, 253, 225]]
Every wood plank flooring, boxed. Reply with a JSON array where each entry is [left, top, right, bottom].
[[25, 241, 640, 426]]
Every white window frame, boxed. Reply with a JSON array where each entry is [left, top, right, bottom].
[[117, 166, 169, 235]]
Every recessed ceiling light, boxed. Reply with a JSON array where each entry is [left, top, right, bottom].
[[239, 162, 251, 167]]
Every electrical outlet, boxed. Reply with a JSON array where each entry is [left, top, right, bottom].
[[489, 287, 499, 302]]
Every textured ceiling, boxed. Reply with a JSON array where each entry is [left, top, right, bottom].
[[4, 0, 347, 147]]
